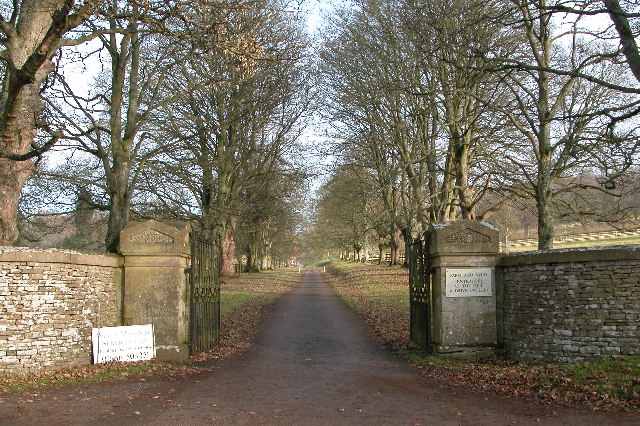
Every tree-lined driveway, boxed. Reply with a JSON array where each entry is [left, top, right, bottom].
[[0, 270, 636, 425]]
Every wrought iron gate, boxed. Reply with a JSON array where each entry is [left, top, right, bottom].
[[409, 233, 432, 352], [189, 232, 221, 354]]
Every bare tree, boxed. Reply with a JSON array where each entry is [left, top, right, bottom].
[[320, 0, 430, 259], [39, 0, 250, 252], [6, 0, 275, 252], [235, 166, 305, 271], [488, 0, 638, 249], [0, 0, 102, 245], [310, 164, 373, 261], [320, 0, 516, 261], [139, 0, 312, 273]]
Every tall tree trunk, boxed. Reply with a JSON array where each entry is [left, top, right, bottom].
[[0, 160, 32, 245], [453, 132, 476, 220], [0, 1, 101, 244], [400, 227, 412, 268], [389, 223, 399, 265], [536, 133, 554, 249], [105, 196, 129, 253], [103, 23, 139, 253], [104, 191, 129, 253], [536, 17, 554, 251], [536, 185, 554, 250], [220, 217, 236, 276], [0, 1, 60, 244], [245, 237, 260, 273], [104, 142, 134, 252], [440, 143, 458, 222], [0, 72, 40, 244]]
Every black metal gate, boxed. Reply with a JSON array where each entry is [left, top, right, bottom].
[[189, 232, 221, 354], [409, 233, 432, 352]]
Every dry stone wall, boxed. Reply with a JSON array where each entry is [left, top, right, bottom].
[[0, 248, 122, 374], [499, 246, 640, 363], [2, 237, 639, 373]]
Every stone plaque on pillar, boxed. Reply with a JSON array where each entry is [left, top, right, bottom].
[[428, 219, 499, 358], [445, 268, 492, 297], [119, 220, 191, 362]]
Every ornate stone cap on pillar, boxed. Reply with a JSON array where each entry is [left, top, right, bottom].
[[428, 219, 499, 255], [119, 220, 191, 256]]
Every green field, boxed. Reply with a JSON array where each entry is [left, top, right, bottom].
[[510, 235, 640, 252]]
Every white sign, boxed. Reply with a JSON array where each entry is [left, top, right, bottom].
[[445, 268, 492, 297], [92, 324, 155, 364]]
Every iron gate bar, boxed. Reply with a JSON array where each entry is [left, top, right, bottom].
[[409, 232, 432, 353], [189, 232, 221, 354]]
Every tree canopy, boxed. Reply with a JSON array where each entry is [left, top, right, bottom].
[[2, 0, 640, 264]]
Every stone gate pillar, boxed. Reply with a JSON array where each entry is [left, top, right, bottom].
[[119, 220, 191, 362], [428, 220, 500, 358]]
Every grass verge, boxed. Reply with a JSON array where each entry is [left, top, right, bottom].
[[0, 361, 173, 393], [324, 260, 640, 412], [409, 350, 640, 411], [189, 267, 300, 362], [325, 260, 412, 351]]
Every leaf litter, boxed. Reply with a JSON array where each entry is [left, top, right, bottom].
[[324, 260, 640, 413], [0, 268, 300, 393]]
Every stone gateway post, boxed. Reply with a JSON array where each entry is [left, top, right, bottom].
[[119, 220, 191, 362], [428, 220, 500, 358]]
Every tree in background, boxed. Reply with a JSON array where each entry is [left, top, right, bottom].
[[7, 0, 640, 258], [319, 0, 519, 258], [320, 0, 424, 260], [309, 164, 381, 262], [41, 0, 201, 252], [235, 165, 305, 272], [317, 0, 640, 256], [135, 0, 312, 272]]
